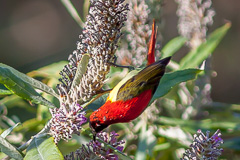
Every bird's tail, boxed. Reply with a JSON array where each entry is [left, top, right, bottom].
[[147, 20, 157, 66]]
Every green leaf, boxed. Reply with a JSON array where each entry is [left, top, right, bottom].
[[84, 93, 109, 111], [153, 143, 171, 152], [156, 116, 240, 132], [71, 54, 90, 88], [0, 83, 12, 95], [1, 123, 20, 138], [14, 119, 46, 132], [83, 0, 90, 20], [180, 23, 231, 69], [161, 36, 187, 58], [0, 66, 55, 108], [151, 69, 202, 103], [24, 136, 63, 160], [28, 61, 67, 78], [157, 126, 192, 147], [61, 0, 85, 28], [0, 63, 58, 98], [0, 136, 23, 160], [136, 122, 156, 160]]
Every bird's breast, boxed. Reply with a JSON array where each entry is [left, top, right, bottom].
[[90, 89, 153, 126]]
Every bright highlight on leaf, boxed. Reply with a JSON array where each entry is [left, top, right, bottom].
[[0, 136, 23, 160], [0, 63, 59, 98], [1, 123, 20, 138], [0, 83, 12, 95], [24, 136, 63, 160], [162, 36, 187, 58], [0, 66, 55, 108], [180, 23, 231, 69], [71, 54, 90, 89], [151, 69, 202, 103]]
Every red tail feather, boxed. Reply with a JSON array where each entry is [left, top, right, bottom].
[[147, 20, 157, 66]]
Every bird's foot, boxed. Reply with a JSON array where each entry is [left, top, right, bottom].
[[108, 61, 135, 71]]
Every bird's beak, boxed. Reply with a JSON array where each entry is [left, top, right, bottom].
[[93, 132, 96, 141], [89, 122, 97, 141]]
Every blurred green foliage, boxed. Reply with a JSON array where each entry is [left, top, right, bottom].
[[0, 1, 239, 160]]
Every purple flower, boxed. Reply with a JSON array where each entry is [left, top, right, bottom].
[[49, 102, 87, 143], [64, 131, 125, 160], [50, 0, 129, 144], [181, 129, 223, 160], [89, 131, 125, 160]]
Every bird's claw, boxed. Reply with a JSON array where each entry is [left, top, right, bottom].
[[108, 61, 135, 71]]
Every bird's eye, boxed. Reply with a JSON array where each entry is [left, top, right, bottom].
[[139, 81, 147, 86], [96, 123, 101, 127]]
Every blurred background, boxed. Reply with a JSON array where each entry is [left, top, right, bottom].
[[0, 0, 239, 104]]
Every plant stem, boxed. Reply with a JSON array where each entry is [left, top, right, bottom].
[[61, 0, 85, 28]]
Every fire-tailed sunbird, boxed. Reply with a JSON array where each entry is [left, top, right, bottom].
[[89, 20, 171, 139], [90, 57, 171, 136]]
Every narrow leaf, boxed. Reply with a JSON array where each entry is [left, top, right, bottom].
[[0, 136, 23, 160], [151, 69, 202, 103], [136, 122, 156, 160], [71, 54, 90, 88], [84, 92, 109, 110], [14, 119, 46, 132], [0, 67, 55, 108], [61, 0, 85, 28], [24, 136, 63, 160], [153, 143, 171, 152], [180, 23, 231, 69], [156, 116, 240, 132], [0, 83, 12, 95], [83, 0, 90, 20], [1, 123, 20, 138], [161, 36, 187, 58], [28, 61, 67, 78], [0, 63, 58, 98], [158, 126, 192, 147]]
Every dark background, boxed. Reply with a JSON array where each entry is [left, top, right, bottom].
[[0, 0, 239, 104]]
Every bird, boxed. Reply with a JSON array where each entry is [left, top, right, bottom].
[[90, 57, 171, 137], [89, 20, 171, 140]]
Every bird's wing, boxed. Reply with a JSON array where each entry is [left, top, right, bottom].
[[116, 58, 170, 101], [107, 69, 140, 102]]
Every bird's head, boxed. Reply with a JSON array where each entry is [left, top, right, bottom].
[[89, 115, 109, 141]]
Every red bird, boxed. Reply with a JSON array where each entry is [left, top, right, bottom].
[[89, 21, 171, 139]]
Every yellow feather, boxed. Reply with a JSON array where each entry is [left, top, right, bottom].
[[107, 69, 140, 102]]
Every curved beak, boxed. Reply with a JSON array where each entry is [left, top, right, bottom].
[[89, 122, 97, 141]]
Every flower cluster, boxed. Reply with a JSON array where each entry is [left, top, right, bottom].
[[90, 131, 125, 159], [175, 0, 215, 118], [181, 129, 223, 160], [50, 0, 128, 143], [57, 0, 128, 104], [119, 0, 150, 66], [49, 103, 87, 143], [176, 0, 215, 48], [64, 131, 125, 160], [116, 0, 162, 67]]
